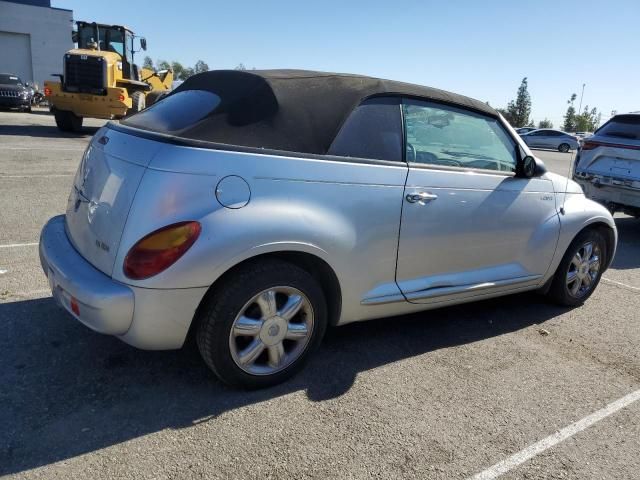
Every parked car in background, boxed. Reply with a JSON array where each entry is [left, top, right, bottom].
[[516, 127, 537, 135], [520, 129, 579, 152], [574, 113, 640, 217], [0, 73, 33, 112], [39, 70, 617, 388]]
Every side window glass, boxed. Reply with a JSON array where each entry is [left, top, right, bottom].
[[328, 97, 402, 162], [403, 100, 517, 172]]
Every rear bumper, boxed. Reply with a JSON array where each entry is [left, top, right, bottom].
[[45, 81, 130, 119], [39, 215, 208, 350], [574, 176, 640, 209], [39, 215, 134, 335]]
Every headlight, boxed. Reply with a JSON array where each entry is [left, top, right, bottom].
[[20, 90, 30, 98]]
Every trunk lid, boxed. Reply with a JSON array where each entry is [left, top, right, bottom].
[[577, 136, 640, 181], [65, 126, 162, 276]]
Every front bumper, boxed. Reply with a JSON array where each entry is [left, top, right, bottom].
[[39, 215, 135, 335], [0, 96, 30, 108]]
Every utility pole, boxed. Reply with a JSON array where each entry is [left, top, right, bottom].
[[578, 83, 586, 114]]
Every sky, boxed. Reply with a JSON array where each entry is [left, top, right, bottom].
[[54, 0, 640, 128]]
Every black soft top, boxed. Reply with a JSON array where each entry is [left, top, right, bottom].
[[122, 69, 498, 155]]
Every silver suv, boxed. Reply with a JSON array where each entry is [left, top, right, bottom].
[[39, 70, 617, 388], [574, 113, 640, 217]]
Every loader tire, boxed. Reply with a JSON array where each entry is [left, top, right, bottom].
[[54, 110, 83, 133]]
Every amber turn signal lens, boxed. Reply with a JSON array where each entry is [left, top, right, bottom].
[[123, 221, 201, 280]]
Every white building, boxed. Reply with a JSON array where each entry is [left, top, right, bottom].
[[0, 0, 73, 89]]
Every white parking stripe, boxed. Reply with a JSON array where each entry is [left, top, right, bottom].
[[0, 289, 51, 300], [1, 146, 85, 151], [0, 242, 38, 249], [602, 277, 640, 293], [470, 389, 640, 480], [0, 174, 74, 179]]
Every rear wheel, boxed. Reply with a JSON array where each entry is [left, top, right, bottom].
[[196, 259, 327, 389], [54, 110, 83, 132], [548, 229, 606, 306], [130, 91, 145, 114], [558, 143, 570, 153]]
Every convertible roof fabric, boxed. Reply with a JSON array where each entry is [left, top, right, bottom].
[[126, 69, 498, 155]]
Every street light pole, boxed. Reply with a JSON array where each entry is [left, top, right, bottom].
[[578, 83, 586, 114]]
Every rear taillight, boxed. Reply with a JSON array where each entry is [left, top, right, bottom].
[[123, 221, 201, 280], [581, 141, 599, 151], [44, 87, 52, 96], [582, 140, 640, 151]]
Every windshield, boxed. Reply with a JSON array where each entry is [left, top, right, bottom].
[[77, 24, 127, 58], [0, 74, 22, 85]]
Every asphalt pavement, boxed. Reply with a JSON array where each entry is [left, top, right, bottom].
[[1, 110, 639, 479]]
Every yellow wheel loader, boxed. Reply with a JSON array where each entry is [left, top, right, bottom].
[[44, 21, 173, 132]]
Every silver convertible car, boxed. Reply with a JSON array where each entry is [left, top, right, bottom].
[[40, 70, 617, 388]]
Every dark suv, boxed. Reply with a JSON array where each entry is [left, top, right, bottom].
[[0, 73, 33, 112]]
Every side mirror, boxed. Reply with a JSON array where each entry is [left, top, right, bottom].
[[71, 31, 78, 43], [519, 155, 547, 178], [140, 38, 147, 51]]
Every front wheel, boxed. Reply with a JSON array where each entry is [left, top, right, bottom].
[[196, 259, 327, 389], [54, 110, 83, 132], [558, 143, 570, 153], [548, 229, 606, 306]]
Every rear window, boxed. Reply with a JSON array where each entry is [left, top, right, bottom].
[[596, 115, 640, 140], [122, 90, 221, 132]]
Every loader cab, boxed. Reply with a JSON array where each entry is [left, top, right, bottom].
[[74, 22, 141, 80]]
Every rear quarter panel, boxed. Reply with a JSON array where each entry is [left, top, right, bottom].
[[112, 144, 409, 323]]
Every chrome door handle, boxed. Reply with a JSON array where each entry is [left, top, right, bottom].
[[405, 192, 438, 204]]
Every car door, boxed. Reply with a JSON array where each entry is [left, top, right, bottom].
[[523, 130, 541, 148], [396, 99, 560, 304], [538, 130, 558, 149]]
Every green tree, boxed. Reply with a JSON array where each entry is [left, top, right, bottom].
[[575, 106, 601, 132], [538, 118, 553, 128], [496, 108, 515, 125], [142, 56, 154, 69], [194, 60, 209, 73], [505, 77, 532, 127], [235, 63, 247, 71], [563, 93, 577, 132], [157, 60, 171, 71]]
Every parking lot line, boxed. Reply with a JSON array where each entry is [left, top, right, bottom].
[[469, 388, 640, 480], [602, 277, 640, 293], [0, 242, 38, 249], [0, 174, 74, 178]]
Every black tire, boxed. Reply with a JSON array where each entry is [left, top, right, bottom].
[[196, 259, 327, 389], [130, 91, 145, 114], [548, 229, 607, 307], [54, 110, 83, 132], [23, 105, 32, 113], [145, 90, 168, 107], [558, 143, 570, 153]]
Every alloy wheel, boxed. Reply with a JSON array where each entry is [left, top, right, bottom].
[[229, 286, 314, 375], [566, 241, 601, 298]]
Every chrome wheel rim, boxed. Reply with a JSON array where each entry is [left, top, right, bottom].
[[229, 286, 314, 375], [566, 241, 601, 298]]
